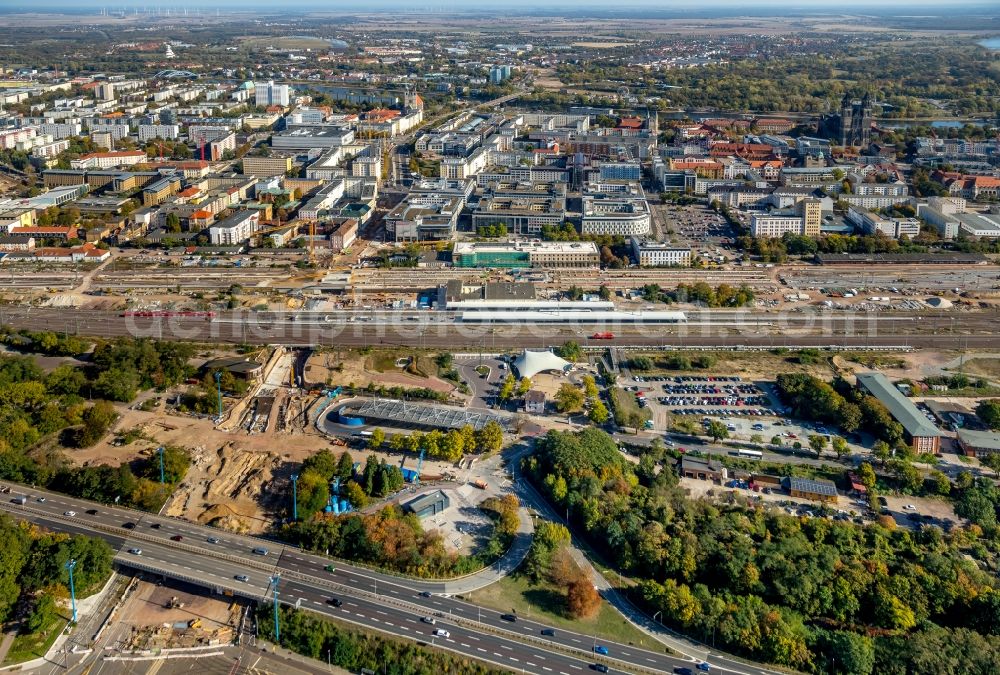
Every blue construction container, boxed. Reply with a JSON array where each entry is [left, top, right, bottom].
[[401, 468, 419, 483], [340, 499, 350, 512]]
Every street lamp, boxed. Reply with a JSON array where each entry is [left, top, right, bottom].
[[270, 574, 281, 643], [157, 446, 165, 484], [65, 559, 78, 623], [290, 474, 298, 522]]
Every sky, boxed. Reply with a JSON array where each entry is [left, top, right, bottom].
[[0, 0, 998, 11]]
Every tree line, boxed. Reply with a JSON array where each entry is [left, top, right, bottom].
[[0, 516, 113, 639], [523, 427, 1000, 673]]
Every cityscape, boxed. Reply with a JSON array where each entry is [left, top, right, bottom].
[[1, 1, 1000, 674]]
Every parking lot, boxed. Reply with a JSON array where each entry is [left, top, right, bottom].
[[654, 202, 736, 257], [627, 375, 783, 418]]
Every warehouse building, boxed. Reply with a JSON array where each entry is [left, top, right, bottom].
[[403, 490, 451, 519], [855, 372, 941, 454], [784, 477, 839, 504], [957, 429, 1000, 458]]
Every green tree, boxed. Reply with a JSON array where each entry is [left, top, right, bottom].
[[976, 399, 1000, 430], [706, 420, 729, 442], [336, 451, 354, 479], [515, 377, 532, 398], [368, 427, 385, 450], [555, 341, 581, 362], [474, 420, 504, 454], [831, 436, 849, 460], [76, 401, 118, 447], [588, 400, 609, 425], [343, 480, 368, 508], [981, 452, 1000, 478], [555, 383, 585, 413], [498, 373, 516, 402], [808, 434, 827, 458], [872, 440, 892, 465]]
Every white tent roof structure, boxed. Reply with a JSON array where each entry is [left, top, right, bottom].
[[512, 349, 572, 379]]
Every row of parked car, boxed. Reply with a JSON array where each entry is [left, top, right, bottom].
[[658, 396, 772, 407]]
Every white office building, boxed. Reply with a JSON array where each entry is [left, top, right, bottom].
[[255, 81, 291, 108], [630, 238, 692, 267]]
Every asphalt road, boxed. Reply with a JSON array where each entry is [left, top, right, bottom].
[[2, 306, 998, 350], [0, 482, 740, 675]]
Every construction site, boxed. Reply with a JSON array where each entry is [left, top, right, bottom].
[[104, 579, 245, 654]]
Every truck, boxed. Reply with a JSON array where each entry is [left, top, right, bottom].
[[13, 495, 26, 505], [590, 332, 614, 340], [472, 479, 488, 490]]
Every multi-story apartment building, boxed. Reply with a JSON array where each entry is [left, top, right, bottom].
[[208, 210, 259, 245], [138, 124, 180, 142], [70, 150, 147, 170]]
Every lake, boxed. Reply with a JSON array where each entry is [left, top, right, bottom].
[[978, 37, 1000, 50]]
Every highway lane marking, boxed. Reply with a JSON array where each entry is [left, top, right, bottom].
[[542, 668, 551, 672], [376, 610, 387, 616], [493, 652, 502, 657], [570, 638, 581, 643], [570, 666, 582, 670], [478, 648, 487, 653], [465, 635, 478, 640], [510, 657, 519, 663], [384, 622, 393, 627], [461, 643, 470, 648], [405, 618, 416, 623], [500, 644, 512, 650]]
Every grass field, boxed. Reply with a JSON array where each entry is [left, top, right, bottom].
[[2, 614, 67, 666], [957, 358, 1000, 380], [467, 574, 659, 649]]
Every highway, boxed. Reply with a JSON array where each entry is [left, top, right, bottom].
[[1, 306, 998, 350], [0, 482, 758, 675]]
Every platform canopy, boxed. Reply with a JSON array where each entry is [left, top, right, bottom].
[[512, 349, 572, 379]]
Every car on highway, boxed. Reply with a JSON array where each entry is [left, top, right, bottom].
[[541, 628, 556, 637], [324, 564, 335, 572], [421, 616, 436, 624], [432, 628, 450, 638], [697, 663, 711, 672], [127, 548, 142, 555], [594, 645, 609, 655], [500, 613, 517, 622], [251, 547, 269, 556], [123, 522, 135, 529], [150, 523, 161, 529], [418, 591, 432, 598], [327, 598, 343, 607], [234, 575, 249, 582], [903, 504, 916, 510], [591, 665, 608, 673], [171, 535, 183, 541], [673, 668, 694, 675], [85, 509, 98, 515], [37, 497, 46, 502], [64, 511, 76, 517], [207, 537, 220, 544]]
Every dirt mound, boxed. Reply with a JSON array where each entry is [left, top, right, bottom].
[[164, 442, 282, 533]]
